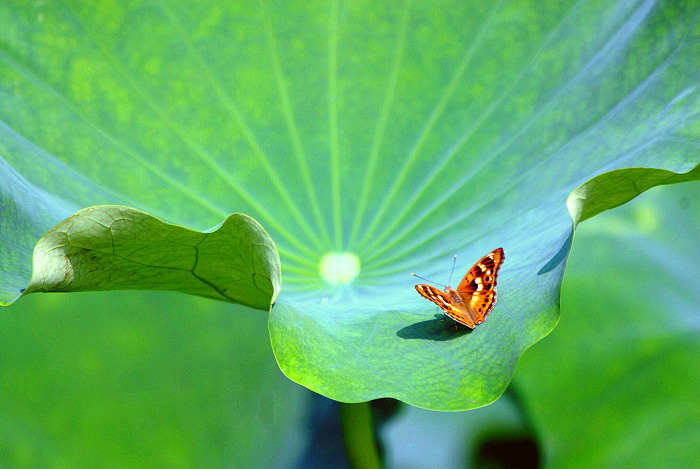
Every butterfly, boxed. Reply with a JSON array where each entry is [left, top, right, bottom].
[[413, 248, 505, 330]]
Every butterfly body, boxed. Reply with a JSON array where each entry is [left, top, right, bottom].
[[414, 248, 505, 329]]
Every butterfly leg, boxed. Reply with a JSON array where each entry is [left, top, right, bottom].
[[454, 319, 458, 332]]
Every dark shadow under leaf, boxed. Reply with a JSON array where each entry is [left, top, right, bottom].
[[538, 226, 574, 275]]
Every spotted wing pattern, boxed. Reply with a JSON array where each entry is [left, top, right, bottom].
[[414, 284, 475, 328], [456, 247, 505, 325]]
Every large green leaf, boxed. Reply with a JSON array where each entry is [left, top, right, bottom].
[[515, 181, 700, 467], [1, 1, 700, 410], [24, 205, 280, 310]]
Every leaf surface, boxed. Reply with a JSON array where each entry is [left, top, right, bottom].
[[24, 206, 279, 310], [1, 1, 700, 410]]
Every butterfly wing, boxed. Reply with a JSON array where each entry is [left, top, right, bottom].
[[415, 284, 476, 328], [456, 248, 505, 325]]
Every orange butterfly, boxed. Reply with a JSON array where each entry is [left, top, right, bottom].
[[413, 248, 505, 330]]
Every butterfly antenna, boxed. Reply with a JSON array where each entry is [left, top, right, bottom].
[[447, 254, 457, 286], [410, 273, 445, 288]]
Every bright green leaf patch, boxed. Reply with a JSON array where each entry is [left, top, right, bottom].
[[23, 206, 280, 311], [271, 299, 527, 410]]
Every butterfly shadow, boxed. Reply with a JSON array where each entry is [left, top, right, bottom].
[[396, 314, 473, 342]]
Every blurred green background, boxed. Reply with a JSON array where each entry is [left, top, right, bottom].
[[2, 180, 698, 468], [0, 291, 308, 467]]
